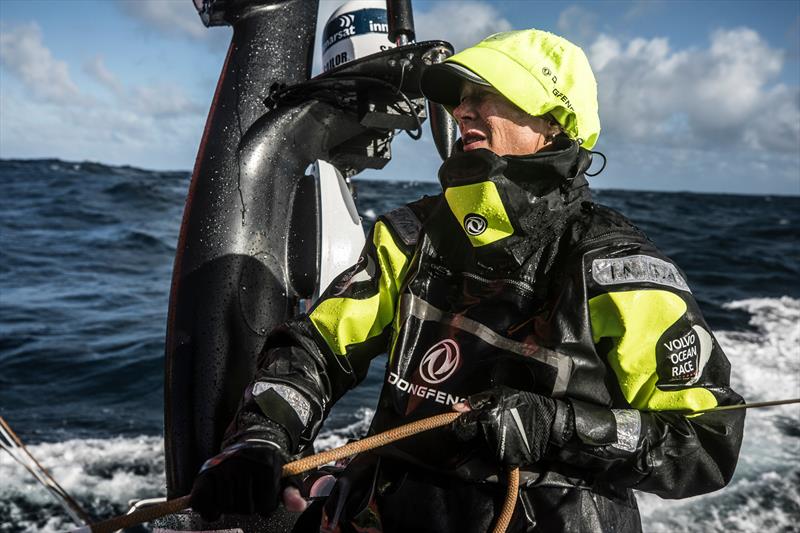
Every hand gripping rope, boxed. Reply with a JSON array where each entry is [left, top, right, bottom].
[[67, 412, 519, 533]]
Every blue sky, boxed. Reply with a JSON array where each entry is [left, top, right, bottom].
[[1, 0, 798, 195]]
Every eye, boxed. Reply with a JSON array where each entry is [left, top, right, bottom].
[[472, 88, 495, 103], [459, 93, 480, 106]]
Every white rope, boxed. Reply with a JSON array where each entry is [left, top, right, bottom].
[[0, 417, 90, 526]]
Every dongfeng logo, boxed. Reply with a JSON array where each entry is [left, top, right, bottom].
[[464, 213, 488, 236], [419, 339, 461, 384]]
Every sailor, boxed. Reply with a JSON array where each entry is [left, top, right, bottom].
[[190, 29, 745, 532]]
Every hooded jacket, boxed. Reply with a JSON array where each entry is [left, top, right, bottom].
[[225, 139, 744, 532]]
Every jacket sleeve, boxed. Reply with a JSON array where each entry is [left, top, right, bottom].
[[551, 240, 745, 499], [223, 217, 415, 453]]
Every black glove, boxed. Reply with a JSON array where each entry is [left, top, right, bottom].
[[452, 386, 558, 466], [190, 441, 289, 521]]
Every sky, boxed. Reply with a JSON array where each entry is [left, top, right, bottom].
[[1, 0, 798, 195]]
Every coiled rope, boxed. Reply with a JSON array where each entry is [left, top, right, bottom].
[[72, 412, 519, 533]]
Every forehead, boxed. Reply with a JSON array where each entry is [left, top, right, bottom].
[[458, 80, 500, 98], [457, 81, 537, 122]]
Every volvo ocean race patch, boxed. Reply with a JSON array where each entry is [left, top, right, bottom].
[[592, 254, 690, 292], [656, 323, 713, 388]]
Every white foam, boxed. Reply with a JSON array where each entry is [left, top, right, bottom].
[[717, 297, 800, 470], [314, 407, 374, 452], [639, 297, 800, 529], [639, 467, 800, 532], [0, 436, 165, 532]]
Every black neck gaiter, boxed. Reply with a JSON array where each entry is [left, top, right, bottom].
[[427, 137, 593, 276]]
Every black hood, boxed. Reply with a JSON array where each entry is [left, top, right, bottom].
[[428, 136, 592, 274], [440, 134, 592, 197]]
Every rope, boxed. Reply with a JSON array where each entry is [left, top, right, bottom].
[[690, 398, 800, 414], [0, 417, 92, 526], [494, 467, 520, 533], [77, 412, 520, 533], [282, 412, 458, 475], [41, 397, 800, 532]]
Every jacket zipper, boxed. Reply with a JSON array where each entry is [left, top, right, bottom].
[[462, 271, 536, 295]]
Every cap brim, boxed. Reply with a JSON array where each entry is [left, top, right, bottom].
[[420, 62, 490, 107]]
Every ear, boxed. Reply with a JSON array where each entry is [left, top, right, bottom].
[[546, 122, 563, 141]]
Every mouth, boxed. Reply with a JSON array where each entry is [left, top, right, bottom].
[[461, 130, 488, 151]]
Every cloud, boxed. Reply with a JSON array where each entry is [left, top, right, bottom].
[[116, 0, 231, 51], [0, 20, 207, 169], [414, 1, 513, 53], [117, 0, 206, 40], [622, 1, 665, 22], [589, 28, 800, 153], [0, 21, 204, 118], [130, 84, 205, 118], [1, 83, 206, 169], [0, 22, 80, 104], [84, 56, 125, 97], [556, 5, 598, 47]]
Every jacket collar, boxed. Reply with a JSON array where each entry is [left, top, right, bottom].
[[440, 134, 591, 198], [429, 136, 592, 273]]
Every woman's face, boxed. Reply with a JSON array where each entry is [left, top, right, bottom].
[[453, 82, 556, 156]]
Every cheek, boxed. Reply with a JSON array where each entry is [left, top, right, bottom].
[[485, 117, 521, 143]]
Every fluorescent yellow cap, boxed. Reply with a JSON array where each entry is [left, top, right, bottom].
[[421, 29, 601, 149]]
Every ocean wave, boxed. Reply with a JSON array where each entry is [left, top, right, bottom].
[[314, 407, 374, 452], [718, 297, 799, 416], [0, 416, 372, 533], [359, 208, 377, 221], [113, 230, 175, 254], [0, 436, 164, 533], [638, 467, 800, 532], [103, 179, 186, 210]]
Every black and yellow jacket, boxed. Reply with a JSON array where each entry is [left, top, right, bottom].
[[226, 142, 744, 532]]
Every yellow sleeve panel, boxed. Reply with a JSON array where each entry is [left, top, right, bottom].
[[589, 290, 718, 413], [309, 221, 410, 356]]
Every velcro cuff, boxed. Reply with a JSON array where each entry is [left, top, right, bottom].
[[571, 399, 617, 446], [570, 400, 642, 454], [251, 382, 312, 447], [610, 409, 641, 453]]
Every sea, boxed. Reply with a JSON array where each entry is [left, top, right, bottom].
[[1, 158, 798, 532]]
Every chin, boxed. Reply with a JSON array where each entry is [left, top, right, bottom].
[[463, 142, 490, 152]]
